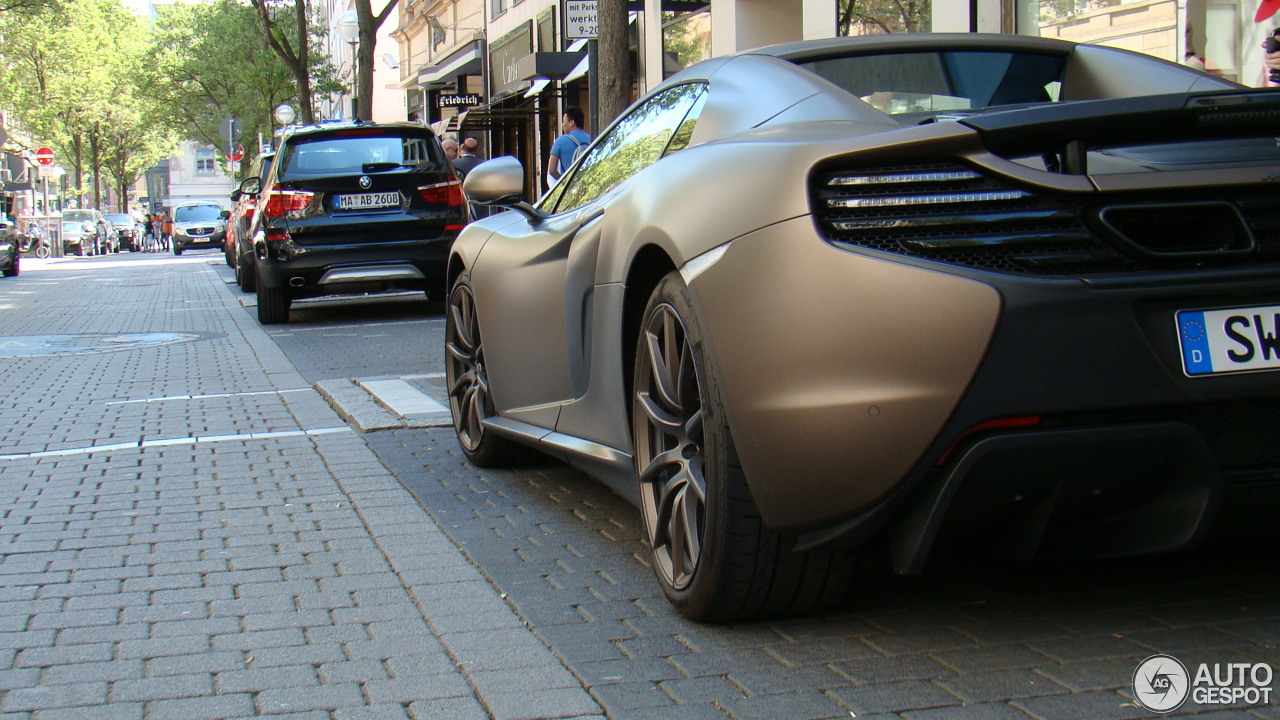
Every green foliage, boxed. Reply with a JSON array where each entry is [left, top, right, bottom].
[[149, 0, 299, 170], [662, 11, 712, 75], [837, 0, 932, 34], [0, 0, 176, 208]]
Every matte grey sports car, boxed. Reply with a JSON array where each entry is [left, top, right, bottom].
[[446, 33, 1280, 621]]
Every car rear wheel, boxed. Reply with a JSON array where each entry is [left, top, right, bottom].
[[236, 254, 256, 293], [256, 271, 290, 325], [633, 272, 857, 622], [445, 280, 540, 467]]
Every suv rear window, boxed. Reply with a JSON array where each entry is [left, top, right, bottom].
[[279, 131, 445, 177], [798, 51, 1068, 115], [174, 205, 222, 222]]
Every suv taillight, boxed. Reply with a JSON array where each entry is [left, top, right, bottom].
[[263, 187, 313, 218], [417, 178, 464, 207]]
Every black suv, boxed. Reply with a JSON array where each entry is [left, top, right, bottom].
[[238, 122, 466, 324]]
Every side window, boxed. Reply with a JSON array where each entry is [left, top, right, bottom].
[[554, 83, 707, 214], [663, 90, 707, 157]]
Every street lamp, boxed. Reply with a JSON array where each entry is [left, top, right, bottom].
[[273, 103, 296, 150], [337, 9, 360, 120]]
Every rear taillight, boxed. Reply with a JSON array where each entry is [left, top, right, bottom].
[[417, 178, 464, 208], [262, 187, 313, 218]]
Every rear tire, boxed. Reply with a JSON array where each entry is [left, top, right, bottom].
[[256, 270, 290, 325], [633, 272, 857, 622], [236, 254, 257, 293], [445, 279, 541, 467], [3, 255, 18, 277]]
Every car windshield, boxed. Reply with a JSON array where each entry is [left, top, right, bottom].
[[62, 222, 86, 234], [797, 51, 1068, 115], [279, 131, 444, 177], [105, 215, 133, 225], [174, 205, 222, 222], [63, 211, 95, 222]]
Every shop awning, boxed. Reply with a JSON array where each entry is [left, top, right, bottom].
[[419, 41, 484, 87]]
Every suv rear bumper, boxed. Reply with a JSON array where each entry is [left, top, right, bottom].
[[257, 237, 452, 297]]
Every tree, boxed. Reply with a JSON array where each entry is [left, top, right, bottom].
[[250, 0, 320, 124], [351, 0, 398, 121], [838, 0, 931, 34], [0, 0, 166, 210], [597, 0, 630, 131], [150, 0, 304, 170]]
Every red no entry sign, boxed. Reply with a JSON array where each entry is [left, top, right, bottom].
[[35, 147, 54, 166], [226, 144, 244, 162]]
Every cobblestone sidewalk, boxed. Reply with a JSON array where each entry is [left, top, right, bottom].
[[0, 255, 602, 720]]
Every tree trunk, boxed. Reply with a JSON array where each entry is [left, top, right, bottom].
[[89, 131, 102, 211], [355, 0, 398, 121], [596, 0, 630, 131], [253, 0, 316, 124], [72, 135, 84, 206]]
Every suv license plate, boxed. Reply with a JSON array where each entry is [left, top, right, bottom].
[[336, 192, 400, 210], [1177, 305, 1280, 376]]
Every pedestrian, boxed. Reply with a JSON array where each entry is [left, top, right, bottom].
[[451, 137, 482, 178], [441, 138, 459, 163], [161, 212, 173, 251], [547, 107, 590, 188]]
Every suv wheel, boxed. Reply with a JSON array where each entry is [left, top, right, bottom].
[[256, 270, 290, 324]]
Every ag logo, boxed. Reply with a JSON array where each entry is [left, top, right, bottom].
[[1134, 654, 1190, 713], [359, 175, 372, 189]]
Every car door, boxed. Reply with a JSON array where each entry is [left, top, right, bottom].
[[473, 83, 709, 424]]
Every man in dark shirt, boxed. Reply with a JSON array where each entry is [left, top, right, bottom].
[[452, 137, 482, 177]]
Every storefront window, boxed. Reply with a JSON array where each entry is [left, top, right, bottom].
[[662, 10, 711, 78], [837, 0, 932, 35], [1019, 0, 1277, 86]]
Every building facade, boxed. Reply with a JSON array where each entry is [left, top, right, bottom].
[[387, 0, 1279, 197]]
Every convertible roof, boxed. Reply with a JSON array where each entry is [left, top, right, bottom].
[[747, 33, 1078, 64]]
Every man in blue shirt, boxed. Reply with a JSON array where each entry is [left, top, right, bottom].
[[548, 107, 591, 185]]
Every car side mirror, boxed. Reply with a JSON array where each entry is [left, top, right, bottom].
[[220, 210, 231, 219], [461, 156, 544, 223], [238, 177, 261, 196]]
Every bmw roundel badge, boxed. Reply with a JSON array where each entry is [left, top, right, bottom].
[[359, 175, 372, 189]]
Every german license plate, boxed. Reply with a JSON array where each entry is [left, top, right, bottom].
[[1177, 305, 1280, 376], [336, 192, 400, 210]]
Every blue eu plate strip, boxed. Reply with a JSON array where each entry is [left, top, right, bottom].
[[1177, 311, 1213, 376]]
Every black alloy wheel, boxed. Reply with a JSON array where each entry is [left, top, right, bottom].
[[445, 281, 537, 467], [634, 302, 706, 592]]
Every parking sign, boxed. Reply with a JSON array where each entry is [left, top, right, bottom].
[[565, 0, 597, 39]]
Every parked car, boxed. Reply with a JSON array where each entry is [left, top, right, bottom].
[[239, 121, 466, 324], [62, 209, 111, 255], [228, 151, 275, 291], [171, 202, 229, 255], [0, 216, 19, 277], [445, 33, 1280, 621], [105, 214, 140, 252], [61, 221, 95, 256]]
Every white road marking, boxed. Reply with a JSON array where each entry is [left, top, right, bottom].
[[106, 388, 313, 406], [0, 427, 352, 461], [358, 379, 449, 415]]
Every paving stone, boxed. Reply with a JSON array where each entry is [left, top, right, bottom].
[[935, 668, 1071, 703]]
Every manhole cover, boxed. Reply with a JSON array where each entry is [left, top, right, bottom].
[[0, 332, 208, 357]]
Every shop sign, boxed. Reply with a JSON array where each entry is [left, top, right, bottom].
[[438, 93, 483, 109], [490, 21, 533, 98]]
